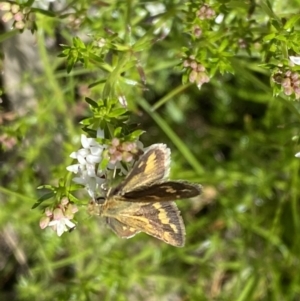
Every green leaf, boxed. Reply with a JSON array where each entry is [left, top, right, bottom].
[[37, 184, 55, 190], [111, 43, 131, 51], [73, 37, 86, 49], [67, 193, 81, 203], [80, 117, 94, 125], [275, 34, 287, 42], [25, 0, 35, 6], [263, 33, 276, 42], [100, 156, 109, 170], [114, 127, 122, 137], [127, 129, 145, 140], [88, 79, 107, 89], [31, 192, 55, 209], [85, 97, 98, 108], [108, 108, 127, 118], [284, 15, 300, 30], [218, 38, 229, 52], [31, 8, 56, 17], [68, 184, 85, 192]]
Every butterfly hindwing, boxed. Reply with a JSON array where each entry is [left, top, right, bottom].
[[101, 199, 185, 247], [105, 217, 140, 238]]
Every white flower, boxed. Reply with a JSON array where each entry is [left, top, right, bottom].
[[290, 56, 300, 66], [73, 169, 105, 197], [48, 218, 76, 237], [40, 200, 78, 237], [67, 128, 106, 197], [295, 152, 300, 158]]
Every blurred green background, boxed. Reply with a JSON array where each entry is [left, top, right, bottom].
[[1, 1, 300, 300]]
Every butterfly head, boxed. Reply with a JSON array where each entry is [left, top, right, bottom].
[[88, 196, 106, 216]]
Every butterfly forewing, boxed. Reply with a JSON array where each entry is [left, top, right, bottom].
[[109, 144, 170, 196]]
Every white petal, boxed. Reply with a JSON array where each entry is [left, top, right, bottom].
[[56, 220, 66, 236], [66, 164, 80, 173], [290, 56, 300, 65], [81, 135, 96, 148], [86, 164, 97, 177], [146, 3, 166, 15], [77, 148, 90, 157], [73, 177, 87, 185], [64, 219, 76, 229], [295, 152, 300, 158], [136, 140, 144, 150], [85, 178, 97, 194], [90, 145, 103, 156], [48, 220, 59, 227], [89, 139, 99, 147], [81, 135, 90, 148], [86, 154, 102, 164], [77, 154, 87, 165], [69, 151, 78, 159]]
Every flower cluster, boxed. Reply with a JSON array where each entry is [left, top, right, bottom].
[[196, 4, 216, 20], [183, 56, 210, 89], [67, 129, 106, 198], [272, 70, 300, 100], [66, 128, 143, 200], [0, 133, 17, 151], [192, 25, 202, 38], [0, 2, 35, 30], [39, 127, 144, 237], [39, 198, 78, 237], [67, 14, 85, 30], [107, 138, 139, 164]]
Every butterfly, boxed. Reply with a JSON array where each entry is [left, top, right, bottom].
[[88, 143, 202, 247]]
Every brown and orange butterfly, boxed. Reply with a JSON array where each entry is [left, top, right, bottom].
[[88, 144, 202, 247]]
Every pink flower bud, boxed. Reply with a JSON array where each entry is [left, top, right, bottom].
[[193, 25, 202, 38], [284, 86, 293, 96], [14, 21, 25, 30], [111, 138, 120, 147], [282, 78, 291, 88], [197, 64, 205, 72], [53, 208, 64, 220], [11, 4, 20, 14], [115, 151, 122, 162], [183, 60, 190, 67], [2, 12, 13, 22], [40, 216, 50, 229], [61, 197, 69, 206], [45, 207, 53, 217], [13, 12, 23, 22], [285, 70, 292, 77], [190, 61, 198, 70], [122, 152, 133, 162], [291, 73, 299, 81], [189, 70, 198, 83], [294, 86, 300, 95], [0, 2, 11, 11]]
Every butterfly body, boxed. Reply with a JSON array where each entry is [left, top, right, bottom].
[[88, 144, 202, 247]]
